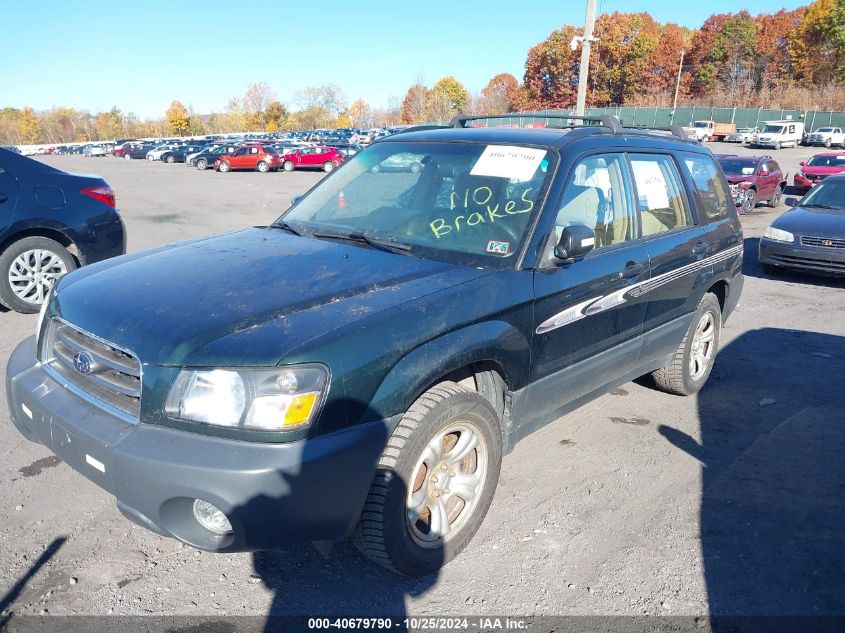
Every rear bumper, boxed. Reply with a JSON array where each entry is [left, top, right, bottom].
[[6, 336, 393, 552], [759, 238, 845, 276]]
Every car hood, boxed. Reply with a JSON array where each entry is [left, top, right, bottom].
[[772, 207, 845, 237], [725, 175, 758, 184], [54, 228, 486, 367], [801, 166, 845, 175]]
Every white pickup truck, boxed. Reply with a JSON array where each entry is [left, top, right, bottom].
[[806, 127, 845, 148]]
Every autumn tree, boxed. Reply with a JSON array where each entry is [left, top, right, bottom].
[[165, 100, 190, 136], [523, 25, 582, 109], [431, 76, 469, 110], [264, 100, 288, 132], [400, 83, 429, 123], [477, 73, 525, 114], [755, 8, 807, 90], [19, 108, 41, 144], [348, 99, 372, 127], [648, 23, 691, 101], [790, 0, 845, 84], [295, 84, 347, 117], [591, 12, 661, 105]]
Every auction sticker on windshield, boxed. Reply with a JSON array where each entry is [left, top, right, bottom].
[[471, 145, 547, 181]]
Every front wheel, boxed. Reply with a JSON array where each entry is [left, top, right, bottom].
[[218, 161, 230, 173], [774, 141, 781, 150], [0, 237, 77, 313], [165, 155, 175, 163], [353, 382, 502, 576], [651, 293, 721, 396], [744, 188, 758, 213], [283, 161, 295, 172]]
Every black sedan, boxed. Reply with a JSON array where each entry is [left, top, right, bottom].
[[189, 145, 236, 170], [759, 174, 845, 277], [123, 144, 156, 160], [159, 144, 207, 164], [0, 148, 126, 312]]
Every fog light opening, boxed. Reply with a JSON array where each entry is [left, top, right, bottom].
[[192, 499, 233, 535]]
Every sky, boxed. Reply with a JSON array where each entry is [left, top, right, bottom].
[[1, 0, 809, 118]]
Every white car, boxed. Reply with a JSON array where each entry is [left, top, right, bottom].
[[146, 144, 176, 161], [83, 144, 108, 157], [724, 128, 757, 143], [806, 127, 845, 148]]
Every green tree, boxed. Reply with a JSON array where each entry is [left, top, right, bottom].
[[165, 100, 190, 136]]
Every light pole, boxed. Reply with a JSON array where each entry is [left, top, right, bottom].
[[671, 49, 685, 123], [574, 0, 597, 116]]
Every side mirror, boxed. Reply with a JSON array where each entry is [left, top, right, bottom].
[[799, 161, 806, 166], [291, 194, 304, 207], [554, 225, 595, 262], [784, 197, 799, 207]]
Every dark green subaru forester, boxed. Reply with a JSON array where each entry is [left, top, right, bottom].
[[6, 115, 743, 575]]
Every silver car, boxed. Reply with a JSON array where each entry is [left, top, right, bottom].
[[724, 128, 757, 143], [82, 144, 108, 157]]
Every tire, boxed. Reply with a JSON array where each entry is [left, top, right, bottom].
[[196, 159, 208, 170], [768, 185, 783, 207], [165, 155, 175, 163], [743, 188, 758, 213], [283, 161, 294, 172], [352, 382, 502, 576], [218, 161, 230, 173], [323, 161, 334, 173], [825, 139, 832, 148], [762, 263, 780, 276], [774, 141, 781, 150], [651, 293, 721, 396], [124, 154, 131, 160], [257, 161, 269, 173], [0, 237, 77, 314]]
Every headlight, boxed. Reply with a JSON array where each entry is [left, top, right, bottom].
[[764, 226, 795, 243], [164, 365, 328, 431]]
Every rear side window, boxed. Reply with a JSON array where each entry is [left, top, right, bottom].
[[629, 154, 692, 236], [680, 153, 730, 221]]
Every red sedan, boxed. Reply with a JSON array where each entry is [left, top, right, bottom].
[[281, 146, 344, 173], [794, 153, 845, 192]]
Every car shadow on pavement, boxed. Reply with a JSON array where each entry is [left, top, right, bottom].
[[742, 237, 845, 288], [659, 328, 845, 618], [224, 408, 441, 632], [0, 536, 65, 624]]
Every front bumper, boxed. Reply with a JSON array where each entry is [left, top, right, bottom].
[[6, 337, 394, 552], [759, 237, 845, 276]]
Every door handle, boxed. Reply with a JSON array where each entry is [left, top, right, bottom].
[[692, 242, 710, 257], [619, 262, 645, 279]]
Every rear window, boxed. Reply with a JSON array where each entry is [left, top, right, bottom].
[[718, 158, 758, 176]]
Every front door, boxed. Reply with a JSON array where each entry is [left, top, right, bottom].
[[0, 162, 19, 231], [531, 152, 650, 419]]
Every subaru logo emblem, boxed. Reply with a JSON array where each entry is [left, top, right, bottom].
[[73, 352, 93, 375]]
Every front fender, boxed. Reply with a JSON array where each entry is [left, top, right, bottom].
[[366, 320, 531, 423]]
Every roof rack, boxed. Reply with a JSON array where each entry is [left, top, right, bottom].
[[622, 125, 692, 141], [448, 113, 623, 133]]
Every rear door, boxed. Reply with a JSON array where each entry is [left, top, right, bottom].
[[629, 153, 709, 336], [531, 152, 651, 416], [0, 160, 19, 231]]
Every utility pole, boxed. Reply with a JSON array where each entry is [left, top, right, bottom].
[[672, 49, 686, 122], [575, 0, 597, 116]]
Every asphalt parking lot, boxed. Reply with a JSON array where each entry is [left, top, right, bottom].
[[1, 143, 843, 619]]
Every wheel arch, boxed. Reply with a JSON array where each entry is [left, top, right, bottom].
[[0, 227, 83, 266]]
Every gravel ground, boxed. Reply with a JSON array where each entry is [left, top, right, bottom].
[[0, 143, 843, 621]]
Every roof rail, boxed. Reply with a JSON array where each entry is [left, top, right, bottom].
[[448, 113, 624, 134], [393, 125, 452, 135], [623, 125, 691, 141]]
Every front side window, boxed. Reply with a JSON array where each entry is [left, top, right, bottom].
[[555, 153, 635, 249], [282, 141, 555, 267], [629, 154, 692, 235], [682, 153, 730, 220]]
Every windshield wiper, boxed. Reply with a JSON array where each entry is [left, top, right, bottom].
[[311, 230, 412, 254], [269, 220, 302, 236]]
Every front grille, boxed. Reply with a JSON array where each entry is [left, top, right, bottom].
[[805, 174, 827, 183], [42, 318, 142, 419], [770, 254, 845, 272], [801, 236, 845, 249]]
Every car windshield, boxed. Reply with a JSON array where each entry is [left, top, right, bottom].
[[762, 125, 784, 133], [719, 158, 758, 176], [692, 122, 710, 128], [807, 155, 845, 167], [801, 179, 845, 210], [280, 141, 556, 267], [817, 128, 833, 133]]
